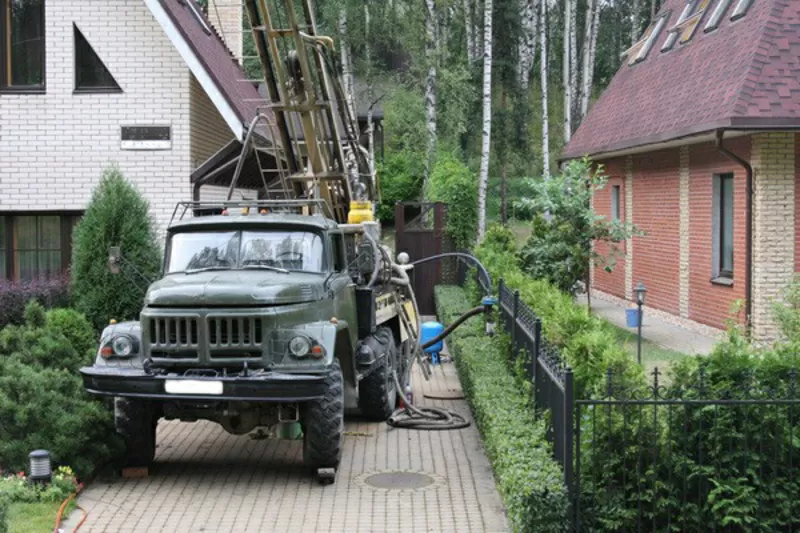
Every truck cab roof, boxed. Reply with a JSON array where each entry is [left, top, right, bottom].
[[167, 213, 339, 233]]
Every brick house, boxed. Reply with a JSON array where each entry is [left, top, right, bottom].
[[0, 0, 261, 281], [563, 0, 800, 340]]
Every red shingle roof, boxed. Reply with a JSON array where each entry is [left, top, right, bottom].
[[158, 0, 262, 131], [563, 0, 800, 160]]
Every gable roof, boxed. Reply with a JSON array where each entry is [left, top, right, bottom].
[[563, 0, 800, 160], [144, 0, 264, 141]]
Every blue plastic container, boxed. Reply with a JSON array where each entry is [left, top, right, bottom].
[[626, 308, 641, 328], [421, 321, 445, 365]]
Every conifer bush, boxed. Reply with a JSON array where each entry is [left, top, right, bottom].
[[70, 167, 161, 330]]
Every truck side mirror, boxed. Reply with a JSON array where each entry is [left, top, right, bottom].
[[108, 246, 121, 275]]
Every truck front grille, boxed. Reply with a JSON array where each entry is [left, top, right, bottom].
[[149, 317, 200, 348], [208, 317, 264, 348]]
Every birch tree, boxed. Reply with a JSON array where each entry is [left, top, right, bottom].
[[563, 0, 573, 142], [651, 0, 658, 22], [338, 8, 357, 121], [579, 0, 600, 120], [477, 0, 492, 240], [364, 2, 375, 179], [568, 0, 578, 123], [423, 0, 437, 194], [518, 0, 538, 91], [540, 0, 550, 177], [463, 0, 477, 62]]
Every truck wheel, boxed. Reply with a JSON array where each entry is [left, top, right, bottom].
[[358, 328, 398, 421], [302, 359, 344, 470], [114, 397, 157, 468]]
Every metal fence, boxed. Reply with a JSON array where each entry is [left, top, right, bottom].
[[451, 263, 800, 532]]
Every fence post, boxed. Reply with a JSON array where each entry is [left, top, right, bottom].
[[512, 290, 520, 356], [564, 367, 575, 513], [532, 318, 542, 387]]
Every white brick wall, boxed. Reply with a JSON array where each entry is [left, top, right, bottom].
[[750, 132, 796, 341], [0, 0, 191, 234]]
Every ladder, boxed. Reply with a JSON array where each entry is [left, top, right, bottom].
[[221, 0, 373, 224]]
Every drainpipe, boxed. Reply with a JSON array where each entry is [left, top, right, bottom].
[[715, 129, 753, 337]]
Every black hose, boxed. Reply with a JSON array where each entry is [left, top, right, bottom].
[[420, 306, 483, 350]]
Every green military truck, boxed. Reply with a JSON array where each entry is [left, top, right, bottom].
[[80, 201, 417, 483]]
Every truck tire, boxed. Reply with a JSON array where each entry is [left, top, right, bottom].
[[302, 359, 344, 469], [114, 397, 157, 468], [357, 328, 398, 421]]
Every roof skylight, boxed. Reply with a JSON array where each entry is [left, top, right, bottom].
[[704, 0, 733, 32], [731, 0, 755, 21], [624, 14, 669, 65]]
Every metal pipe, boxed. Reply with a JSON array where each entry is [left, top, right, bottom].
[[715, 129, 753, 337]]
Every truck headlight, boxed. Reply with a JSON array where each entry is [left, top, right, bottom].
[[112, 335, 134, 357], [288, 335, 312, 358]]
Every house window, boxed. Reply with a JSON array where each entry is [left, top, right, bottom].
[[611, 185, 621, 221], [624, 13, 669, 65], [74, 25, 120, 92], [1, 0, 45, 90], [712, 174, 734, 281], [662, 0, 712, 51], [1, 213, 81, 280]]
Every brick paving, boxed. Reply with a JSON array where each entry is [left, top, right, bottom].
[[62, 361, 509, 533]]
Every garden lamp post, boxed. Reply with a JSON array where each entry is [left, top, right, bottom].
[[634, 282, 647, 365]]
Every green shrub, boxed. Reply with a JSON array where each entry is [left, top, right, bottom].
[[0, 360, 119, 478], [71, 167, 161, 331], [0, 467, 79, 504], [427, 151, 478, 249], [435, 285, 568, 533], [0, 301, 93, 374], [45, 308, 97, 361], [376, 150, 424, 223]]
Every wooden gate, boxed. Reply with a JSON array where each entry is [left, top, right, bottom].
[[394, 202, 446, 315]]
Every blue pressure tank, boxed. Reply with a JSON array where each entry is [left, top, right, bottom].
[[421, 321, 445, 364]]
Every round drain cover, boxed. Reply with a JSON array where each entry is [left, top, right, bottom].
[[363, 471, 436, 490]]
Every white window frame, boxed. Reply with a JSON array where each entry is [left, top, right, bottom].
[[704, 0, 733, 32], [731, 0, 755, 21]]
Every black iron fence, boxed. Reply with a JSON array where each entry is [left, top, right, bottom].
[[452, 263, 800, 532]]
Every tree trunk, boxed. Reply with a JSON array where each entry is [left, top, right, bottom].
[[338, 9, 357, 122], [563, 0, 573, 142], [518, 0, 538, 91], [540, 0, 550, 178], [569, 0, 578, 124], [365, 3, 375, 181], [651, 0, 658, 22], [424, 0, 438, 198], [579, 0, 598, 120], [464, 0, 476, 62], [500, 89, 508, 224], [477, 0, 493, 240], [632, 0, 641, 45]]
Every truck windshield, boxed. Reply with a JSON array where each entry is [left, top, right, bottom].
[[167, 230, 325, 273]]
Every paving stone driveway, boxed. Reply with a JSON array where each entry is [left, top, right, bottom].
[[63, 362, 509, 533]]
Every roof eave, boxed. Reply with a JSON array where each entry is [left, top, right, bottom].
[[562, 117, 800, 161]]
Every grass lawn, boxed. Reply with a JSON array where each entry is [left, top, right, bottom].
[[608, 324, 689, 384], [8, 501, 75, 533]]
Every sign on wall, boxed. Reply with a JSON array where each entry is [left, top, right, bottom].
[[120, 125, 171, 150]]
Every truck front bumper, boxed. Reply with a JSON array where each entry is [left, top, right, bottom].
[[80, 366, 328, 402]]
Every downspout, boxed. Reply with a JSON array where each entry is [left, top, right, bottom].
[[715, 129, 753, 337]]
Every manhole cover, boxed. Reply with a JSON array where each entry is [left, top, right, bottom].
[[354, 470, 446, 492]]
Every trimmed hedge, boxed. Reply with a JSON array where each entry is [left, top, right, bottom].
[[0, 494, 6, 533], [435, 285, 568, 533]]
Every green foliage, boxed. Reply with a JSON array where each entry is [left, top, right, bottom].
[[515, 159, 639, 295], [427, 151, 478, 249], [434, 285, 568, 533], [0, 467, 79, 504], [376, 151, 424, 223], [475, 226, 645, 397], [0, 359, 120, 478], [383, 87, 426, 157], [71, 167, 161, 331], [0, 302, 93, 374], [773, 275, 800, 347]]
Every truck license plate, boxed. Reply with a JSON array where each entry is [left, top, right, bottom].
[[164, 380, 223, 395]]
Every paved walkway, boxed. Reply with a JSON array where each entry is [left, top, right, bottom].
[[62, 362, 508, 533], [582, 294, 721, 355]]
